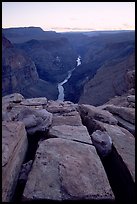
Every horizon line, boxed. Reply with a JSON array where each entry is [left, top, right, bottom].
[[2, 26, 135, 33]]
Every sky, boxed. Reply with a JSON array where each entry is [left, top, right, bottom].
[[2, 2, 135, 32]]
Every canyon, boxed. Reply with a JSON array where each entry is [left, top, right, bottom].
[[2, 27, 135, 203], [2, 27, 135, 106]]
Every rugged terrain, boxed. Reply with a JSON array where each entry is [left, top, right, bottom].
[[64, 31, 135, 104], [2, 35, 58, 99], [2, 92, 135, 203], [2, 28, 135, 105], [2, 28, 135, 202], [79, 52, 135, 106]]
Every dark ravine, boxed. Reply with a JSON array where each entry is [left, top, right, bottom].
[[57, 56, 81, 101]]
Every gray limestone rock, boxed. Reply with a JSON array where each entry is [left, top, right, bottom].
[[2, 121, 28, 202], [20, 97, 48, 106], [79, 104, 118, 125], [91, 130, 112, 157], [52, 111, 82, 126], [23, 138, 114, 201], [46, 100, 78, 114], [49, 125, 92, 145], [104, 105, 135, 124], [99, 122, 135, 182], [16, 108, 53, 135]]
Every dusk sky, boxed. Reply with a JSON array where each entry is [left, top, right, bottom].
[[2, 2, 135, 32]]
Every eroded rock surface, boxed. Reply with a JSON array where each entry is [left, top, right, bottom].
[[23, 138, 114, 201], [49, 125, 92, 145], [15, 108, 53, 135], [91, 130, 112, 157], [2, 121, 28, 202], [104, 105, 135, 124], [79, 104, 118, 125], [2, 93, 135, 202]]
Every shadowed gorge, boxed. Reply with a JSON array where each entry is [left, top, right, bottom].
[[2, 28, 135, 106], [2, 26, 135, 203]]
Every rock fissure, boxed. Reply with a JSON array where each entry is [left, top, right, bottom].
[[78, 106, 135, 203], [12, 131, 49, 202], [2, 93, 134, 203]]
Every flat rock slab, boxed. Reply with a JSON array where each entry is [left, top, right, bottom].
[[48, 125, 92, 145], [2, 121, 28, 202], [79, 104, 118, 125], [23, 138, 114, 201], [52, 111, 82, 126], [104, 105, 135, 124], [46, 100, 78, 114], [114, 115, 135, 136], [20, 97, 48, 106], [101, 123, 135, 182]]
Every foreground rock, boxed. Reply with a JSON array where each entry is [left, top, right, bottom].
[[91, 121, 135, 182], [79, 104, 118, 125], [23, 138, 114, 201], [20, 97, 48, 106], [52, 110, 82, 126], [46, 100, 78, 114], [104, 105, 135, 125], [102, 123, 135, 182], [2, 121, 28, 202], [49, 125, 92, 145], [114, 115, 135, 136], [14, 108, 53, 135], [91, 130, 112, 157]]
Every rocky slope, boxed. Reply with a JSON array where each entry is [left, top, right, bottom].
[[2, 93, 135, 203], [79, 52, 135, 106], [16, 37, 77, 83], [3, 27, 77, 84], [64, 31, 135, 103], [2, 35, 58, 99]]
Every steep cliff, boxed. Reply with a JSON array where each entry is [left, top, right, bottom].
[[64, 31, 135, 103], [2, 35, 58, 99], [15, 37, 77, 83], [79, 52, 135, 106]]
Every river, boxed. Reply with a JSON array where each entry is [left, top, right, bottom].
[[57, 56, 81, 101]]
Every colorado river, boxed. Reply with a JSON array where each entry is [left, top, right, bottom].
[[57, 56, 81, 101]]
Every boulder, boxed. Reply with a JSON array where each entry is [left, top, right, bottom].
[[15, 108, 53, 135], [104, 105, 135, 124], [127, 95, 135, 103], [79, 104, 118, 125], [23, 138, 114, 201], [49, 125, 92, 145], [91, 130, 112, 157], [2, 93, 24, 104], [2, 121, 28, 202]]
